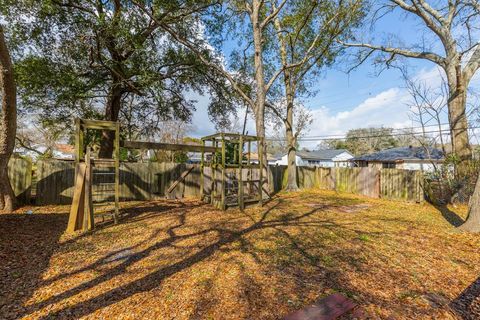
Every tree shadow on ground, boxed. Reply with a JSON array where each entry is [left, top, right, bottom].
[[19, 199, 358, 319], [433, 204, 465, 227], [93, 200, 192, 228], [0, 213, 68, 319], [6, 192, 467, 319], [449, 276, 480, 320], [0, 200, 195, 320]]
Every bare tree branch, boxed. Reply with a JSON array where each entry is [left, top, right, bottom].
[[464, 44, 480, 83], [15, 136, 47, 156], [339, 40, 446, 66], [261, 0, 288, 29], [416, 0, 449, 25]]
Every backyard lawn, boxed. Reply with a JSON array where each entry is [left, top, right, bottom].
[[1, 189, 479, 319]]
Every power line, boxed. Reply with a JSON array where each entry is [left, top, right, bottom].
[[266, 125, 480, 142], [298, 127, 478, 142], [266, 122, 452, 140], [286, 122, 452, 140]]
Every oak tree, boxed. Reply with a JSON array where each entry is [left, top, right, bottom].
[[342, 0, 480, 166], [266, 0, 365, 190], [0, 25, 17, 211]]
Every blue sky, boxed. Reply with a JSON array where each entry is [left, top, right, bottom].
[[188, 5, 480, 148]]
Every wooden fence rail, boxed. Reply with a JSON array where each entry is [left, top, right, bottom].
[[16, 160, 425, 205]]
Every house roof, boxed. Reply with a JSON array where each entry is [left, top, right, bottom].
[[54, 144, 75, 154], [296, 149, 351, 161], [352, 146, 444, 162]]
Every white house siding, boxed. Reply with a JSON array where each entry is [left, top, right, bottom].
[[276, 155, 304, 166], [275, 151, 353, 167], [319, 160, 334, 167], [251, 159, 280, 165], [52, 151, 74, 160], [399, 161, 441, 171], [332, 152, 354, 167], [305, 159, 334, 167]]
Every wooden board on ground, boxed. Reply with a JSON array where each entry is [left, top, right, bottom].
[[67, 163, 86, 233]]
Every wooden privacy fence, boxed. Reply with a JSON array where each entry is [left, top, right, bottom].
[[7, 157, 32, 204], [36, 160, 75, 205], [35, 160, 203, 205], [25, 160, 424, 205], [380, 169, 423, 202], [273, 165, 423, 202], [331, 167, 381, 198]]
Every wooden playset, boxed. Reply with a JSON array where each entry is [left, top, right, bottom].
[[67, 118, 264, 233]]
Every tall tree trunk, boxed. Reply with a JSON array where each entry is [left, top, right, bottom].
[[273, 11, 298, 192], [97, 0, 128, 158], [448, 88, 470, 160], [284, 83, 298, 191], [98, 82, 123, 158], [0, 26, 17, 212], [446, 66, 472, 168], [460, 173, 480, 232], [255, 114, 268, 198], [285, 127, 298, 191], [447, 65, 479, 231], [251, 1, 269, 198]]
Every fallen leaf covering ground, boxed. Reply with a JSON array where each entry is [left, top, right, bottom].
[[1, 189, 479, 319]]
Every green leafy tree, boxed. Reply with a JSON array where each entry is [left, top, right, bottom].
[[2, 0, 226, 157], [136, 0, 290, 197], [0, 24, 16, 211], [266, 0, 365, 190], [137, 0, 365, 193], [323, 127, 399, 156]]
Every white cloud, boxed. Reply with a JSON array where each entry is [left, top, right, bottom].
[[188, 87, 412, 144], [300, 87, 412, 148], [187, 65, 480, 148], [413, 66, 445, 87], [187, 92, 257, 137]]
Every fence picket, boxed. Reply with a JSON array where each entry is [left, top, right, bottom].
[[7, 157, 32, 204]]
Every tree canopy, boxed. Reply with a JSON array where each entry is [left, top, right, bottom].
[[322, 127, 409, 156], [1, 0, 231, 156]]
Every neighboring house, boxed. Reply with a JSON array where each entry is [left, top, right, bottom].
[[53, 144, 75, 160], [16, 143, 75, 160], [248, 152, 277, 165], [275, 149, 354, 167], [351, 146, 444, 171], [187, 152, 202, 164]]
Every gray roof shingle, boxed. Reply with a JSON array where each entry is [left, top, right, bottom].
[[352, 146, 444, 162]]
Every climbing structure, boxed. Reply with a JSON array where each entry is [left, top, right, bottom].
[[67, 119, 265, 233], [67, 119, 120, 232], [200, 133, 264, 210]]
